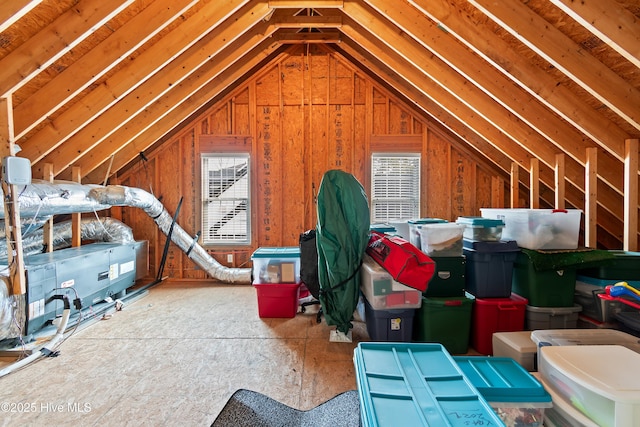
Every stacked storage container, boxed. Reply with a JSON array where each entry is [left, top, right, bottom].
[[576, 250, 640, 334], [457, 216, 527, 355], [251, 247, 302, 318], [360, 254, 422, 341], [480, 209, 585, 332], [412, 219, 473, 354]]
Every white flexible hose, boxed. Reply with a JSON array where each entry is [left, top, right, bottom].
[[0, 305, 71, 378]]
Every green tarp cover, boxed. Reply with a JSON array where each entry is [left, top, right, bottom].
[[316, 170, 370, 334]]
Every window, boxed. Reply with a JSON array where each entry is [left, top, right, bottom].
[[371, 153, 420, 222], [201, 154, 250, 245]]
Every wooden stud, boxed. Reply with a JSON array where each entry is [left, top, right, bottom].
[[43, 163, 54, 253], [72, 166, 82, 247], [585, 147, 598, 248], [624, 139, 639, 251], [554, 153, 565, 209], [510, 162, 519, 208], [491, 176, 504, 208], [529, 158, 539, 208], [0, 96, 26, 295]]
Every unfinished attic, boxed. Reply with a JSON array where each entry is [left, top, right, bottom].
[[0, 1, 639, 426]]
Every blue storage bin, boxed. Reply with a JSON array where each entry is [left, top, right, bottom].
[[454, 356, 552, 427], [353, 342, 504, 427], [463, 240, 520, 298]]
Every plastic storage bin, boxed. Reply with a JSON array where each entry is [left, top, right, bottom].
[[530, 328, 640, 354], [525, 304, 582, 330], [463, 240, 520, 298], [423, 255, 466, 298], [615, 311, 640, 338], [251, 247, 300, 284], [472, 293, 528, 355], [480, 208, 582, 250], [360, 255, 422, 310], [574, 275, 636, 323], [407, 218, 447, 250], [454, 356, 552, 427], [413, 293, 474, 354], [353, 342, 504, 427], [363, 299, 415, 342], [456, 216, 505, 241], [418, 223, 465, 257], [539, 345, 640, 427], [512, 251, 577, 307], [532, 372, 599, 427], [253, 282, 301, 318], [578, 250, 640, 281], [492, 331, 538, 372]]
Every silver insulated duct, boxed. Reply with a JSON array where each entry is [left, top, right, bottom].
[[1, 180, 251, 284]]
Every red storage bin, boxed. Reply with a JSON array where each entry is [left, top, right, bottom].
[[472, 293, 528, 355], [254, 282, 301, 318]]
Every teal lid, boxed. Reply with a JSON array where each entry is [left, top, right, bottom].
[[369, 223, 397, 233], [407, 218, 447, 225], [456, 216, 504, 227], [453, 356, 552, 403], [251, 247, 300, 259]]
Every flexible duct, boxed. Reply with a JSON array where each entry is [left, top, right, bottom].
[[88, 185, 251, 284], [0, 180, 251, 284]]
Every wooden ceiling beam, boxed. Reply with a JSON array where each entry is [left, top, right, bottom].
[[0, 0, 42, 33], [268, 0, 343, 8], [277, 31, 342, 43], [20, 0, 253, 166], [342, 3, 588, 192], [0, 0, 134, 96], [467, 0, 640, 132], [549, 0, 640, 69], [13, 0, 200, 137], [83, 39, 283, 184], [362, 0, 625, 199], [408, 0, 632, 164], [34, 2, 273, 179], [271, 11, 342, 27]]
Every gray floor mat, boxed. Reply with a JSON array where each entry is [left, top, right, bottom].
[[211, 389, 361, 427]]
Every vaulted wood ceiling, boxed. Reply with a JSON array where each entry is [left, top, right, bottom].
[[1, 0, 638, 247]]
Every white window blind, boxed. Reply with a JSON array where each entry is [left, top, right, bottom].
[[201, 154, 250, 245], [371, 154, 420, 222]]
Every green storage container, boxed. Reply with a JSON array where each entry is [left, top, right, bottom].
[[512, 251, 577, 307], [578, 250, 640, 281], [413, 293, 474, 354], [423, 255, 465, 298]]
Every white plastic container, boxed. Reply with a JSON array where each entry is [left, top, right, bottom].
[[418, 223, 465, 257], [360, 255, 422, 310], [251, 247, 300, 284], [531, 328, 640, 353], [480, 208, 582, 250], [492, 331, 538, 372], [532, 372, 599, 427], [539, 345, 640, 427]]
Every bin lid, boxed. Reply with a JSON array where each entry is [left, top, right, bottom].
[[454, 356, 552, 403], [456, 216, 504, 227], [530, 328, 640, 354], [407, 218, 447, 225], [369, 223, 396, 233], [251, 247, 300, 259], [421, 293, 475, 307]]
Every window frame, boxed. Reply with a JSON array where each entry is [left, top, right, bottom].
[[201, 153, 251, 246], [370, 153, 421, 223]]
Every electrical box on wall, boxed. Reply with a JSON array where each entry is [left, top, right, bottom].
[[2, 156, 32, 185]]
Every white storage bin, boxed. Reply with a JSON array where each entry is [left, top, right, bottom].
[[539, 345, 640, 427], [360, 254, 422, 310], [532, 372, 599, 427], [418, 223, 465, 257], [480, 208, 582, 250], [251, 247, 300, 284], [492, 331, 538, 372]]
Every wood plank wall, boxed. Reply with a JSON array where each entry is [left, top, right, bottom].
[[117, 45, 502, 281]]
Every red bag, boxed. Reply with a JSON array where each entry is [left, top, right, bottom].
[[366, 231, 435, 292]]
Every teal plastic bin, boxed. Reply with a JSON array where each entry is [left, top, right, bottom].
[[353, 342, 504, 427]]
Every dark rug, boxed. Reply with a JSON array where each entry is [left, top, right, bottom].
[[211, 389, 361, 427]]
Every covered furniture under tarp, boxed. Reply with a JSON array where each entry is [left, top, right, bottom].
[[316, 170, 370, 336]]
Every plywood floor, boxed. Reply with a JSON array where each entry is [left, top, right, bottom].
[[0, 280, 368, 426]]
